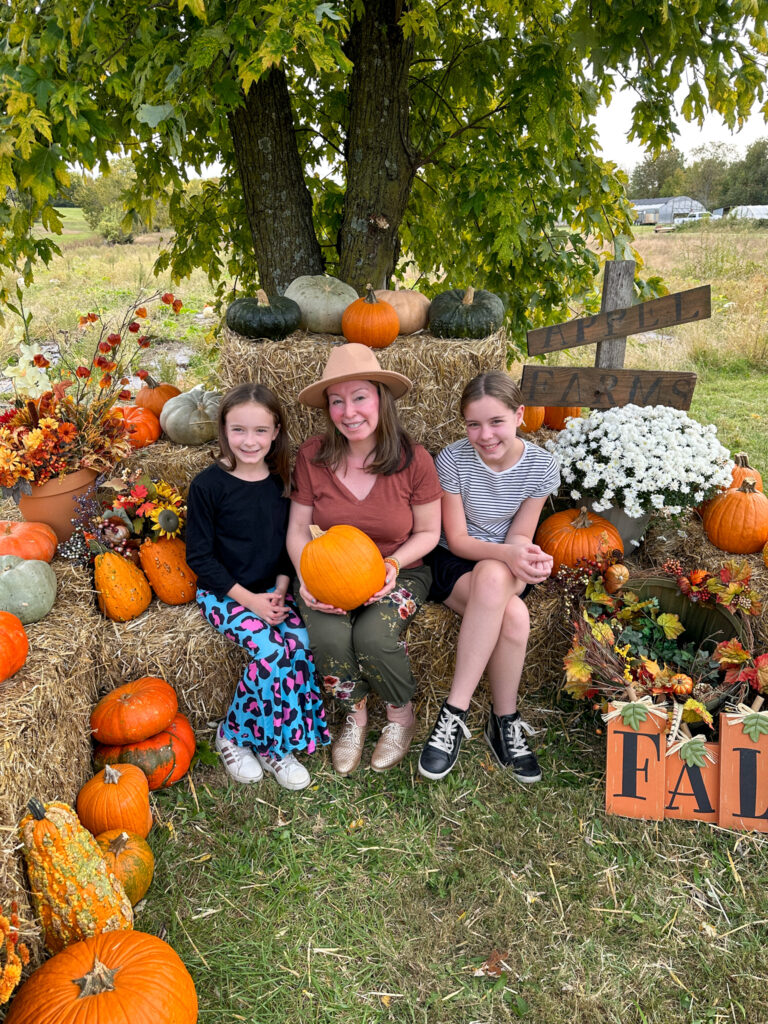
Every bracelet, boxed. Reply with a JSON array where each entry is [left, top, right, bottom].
[[384, 556, 401, 577]]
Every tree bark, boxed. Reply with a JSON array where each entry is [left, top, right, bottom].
[[228, 68, 324, 294], [338, 0, 418, 292]]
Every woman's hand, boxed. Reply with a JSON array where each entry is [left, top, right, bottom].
[[503, 542, 553, 584], [364, 561, 399, 604], [299, 580, 347, 616]]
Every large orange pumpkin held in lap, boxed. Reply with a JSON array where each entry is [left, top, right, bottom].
[[300, 524, 386, 610]]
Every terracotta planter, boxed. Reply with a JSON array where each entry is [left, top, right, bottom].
[[18, 468, 98, 543]]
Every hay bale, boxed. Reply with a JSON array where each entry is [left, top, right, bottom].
[[219, 328, 508, 455], [118, 440, 217, 492], [0, 561, 101, 961]]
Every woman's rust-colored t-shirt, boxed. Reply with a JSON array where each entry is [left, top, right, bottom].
[[291, 436, 443, 567]]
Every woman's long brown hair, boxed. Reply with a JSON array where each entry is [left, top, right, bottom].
[[312, 382, 414, 475]]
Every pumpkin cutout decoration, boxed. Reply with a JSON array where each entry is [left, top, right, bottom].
[[702, 478, 768, 554], [77, 763, 152, 838], [133, 374, 182, 418], [0, 520, 58, 562], [94, 550, 152, 621], [0, 555, 57, 624], [17, 799, 133, 953], [300, 524, 386, 610], [534, 507, 624, 575], [95, 830, 155, 905], [428, 284, 505, 338], [670, 673, 694, 697], [226, 289, 302, 341], [91, 676, 179, 745], [730, 452, 763, 492], [373, 287, 430, 335], [139, 536, 197, 604], [3, 930, 198, 1024], [94, 712, 196, 790], [544, 406, 581, 431], [159, 385, 221, 445], [0, 610, 28, 683], [342, 284, 400, 348], [121, 406, 162, 449], [519, 406, 545, 433], [284, 274, 358, 334]]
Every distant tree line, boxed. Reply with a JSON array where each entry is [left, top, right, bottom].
[[628, 139, 768, 209]]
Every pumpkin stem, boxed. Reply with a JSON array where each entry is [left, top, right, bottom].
[[103, 764, 122, 785], [734, 452, 751, 468], [74, 956, 120, 998], [738, 477, 758, 493], [572, 507, 594, 529], [363, 283, 377, 304], [256, 289, 269, 305], [141, 373, 160, 389], [108, 831, 131, 855], [27, 798, 46, 821], [461, 285, 475, 306], [308, 525, 325, 540]]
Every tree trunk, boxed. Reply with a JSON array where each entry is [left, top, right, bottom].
[[338, 0, 418, 292], [228, 68, 324, 294]]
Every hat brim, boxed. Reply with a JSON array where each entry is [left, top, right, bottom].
[[298, 368, 412, 408]]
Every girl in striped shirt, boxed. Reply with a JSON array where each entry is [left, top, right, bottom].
[[418, 372, 560, 783]]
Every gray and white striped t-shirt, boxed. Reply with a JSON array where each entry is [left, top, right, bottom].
[[435, 437, 560, 547]]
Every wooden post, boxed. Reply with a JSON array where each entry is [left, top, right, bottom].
[[595, 260, 635, 369]]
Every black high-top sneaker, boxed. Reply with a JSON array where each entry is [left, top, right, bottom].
[[485, 707, 542, 783], [418, 701, 471, 780]]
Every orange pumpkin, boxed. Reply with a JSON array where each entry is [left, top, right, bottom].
[[300, 524, 386, 610], [139, 536, 197, 604], [76, 763, 152, 838], [730, 452, 763, 492], [0, 520, 58, 561], [519, 406, 545, 433], [122, 406, 161, 449], [3, 930, 198, 1024], [0, 611, 28, 683], [534, 507, 624, 575], [91, 676, 179, 745], [670, 673, 694, 697], [133, 374, 182, 417], [341, 283, 400, 348], [95, 829, 155, 905], [94, 712, 196, 790], [604, 563, 630, 594], [543, 406, 581, 430], [702, 478, 768, 554]]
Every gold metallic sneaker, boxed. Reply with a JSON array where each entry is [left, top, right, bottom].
[[331, 716, 368, 776], [370, 721, 417, 772]]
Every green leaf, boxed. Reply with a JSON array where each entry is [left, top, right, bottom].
[[136, 103, 176, 128], [678, 738, 707, 768], [741, 713, 768, 745], [620, 703, 650, 731]]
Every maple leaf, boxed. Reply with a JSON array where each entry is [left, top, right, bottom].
[[473, 949, 510, 978], [713, 638, 750, 667], [640, 657, 661, 678], [753, 654, 768, 695], [591, 621, 615, 645], [720, 559, 752, 585], [689, 569, 709, 585], [564, 645, 593, 694], [657, 613, 685, 639]]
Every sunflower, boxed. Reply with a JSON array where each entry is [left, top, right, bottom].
[[147, 503, 183, 538]]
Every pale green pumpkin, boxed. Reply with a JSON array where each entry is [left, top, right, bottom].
[[159, 386, 221, 445], [0, 554, 57, 623]]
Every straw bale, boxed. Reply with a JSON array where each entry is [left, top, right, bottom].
[[218, 328, 508, 455], [0, 561, 101, 961], [118, 439, 217, 492]]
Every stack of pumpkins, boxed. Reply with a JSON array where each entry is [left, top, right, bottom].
[[519, 405, 582, 434], [0, 521, 59, 684], [700, 452, 768, 559], [225, 278, 508, 345]]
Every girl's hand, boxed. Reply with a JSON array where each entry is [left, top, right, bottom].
[[298, 581, 346, 616], [245, 591, 290, 626], [505, 542, 553, 584], [365, 561, 398, 604]]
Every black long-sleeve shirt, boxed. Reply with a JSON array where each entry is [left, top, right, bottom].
[[185, 463, 293, 599]]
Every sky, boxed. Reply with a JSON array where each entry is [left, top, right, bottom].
[[595, 88, 768, 173]]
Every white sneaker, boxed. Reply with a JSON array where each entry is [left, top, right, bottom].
[[215, 726, 264, 784], [257, 752, 311, 791]]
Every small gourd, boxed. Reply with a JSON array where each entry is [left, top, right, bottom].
[[284, 274, 359, 334], [603, 563, 630, 594], [133, 374, 182, 417], [139, 536, 197, 604], [94, 551, 152, 621], [226, 289, 302, 341], [428, 284, 505, 338], [121, 406, 162, 449], [159, 385, 221, 445], [670, 674, 694, 697], [0, 554, 57, 623], [0, 520, 58, 561], [519, 406, 545, 433], [18, 799, 133, 953], [730, 452, 763, 492]]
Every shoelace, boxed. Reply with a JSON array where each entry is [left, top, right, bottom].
[[337, 716, 366, 747], [503, 717, 536, 756], [429, 708, 471, 754]]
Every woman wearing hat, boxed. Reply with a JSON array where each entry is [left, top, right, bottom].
[[287, 343, 442, 775]]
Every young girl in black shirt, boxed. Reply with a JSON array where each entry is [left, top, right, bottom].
[[186, 383, 330, 790]]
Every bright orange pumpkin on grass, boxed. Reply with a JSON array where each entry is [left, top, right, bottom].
[[0, 520, 58, 561], [95, 829, 155, 905], [534, 507, 623, 575], [90, 676, 178, 745], [94, 712, 196, 790], [76, 763, 152, 838], [341, 283, 400, 348], [300, 524, 386, 610]]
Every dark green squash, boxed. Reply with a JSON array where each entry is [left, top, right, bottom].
[[226, 290, 302, 341], [428, 284, 505, 339]]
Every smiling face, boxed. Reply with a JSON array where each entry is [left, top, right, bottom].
[[224, 401, 280, 474], [463, 394, 525, 469], [326, 379, 380, 448]]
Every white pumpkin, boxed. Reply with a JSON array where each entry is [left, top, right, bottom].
[[284, 275, 358, 334], [373, 288, 431, 335], [159, 386, 221, 445]]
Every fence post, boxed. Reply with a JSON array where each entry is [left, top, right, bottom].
[[595, 260, 636, 369]]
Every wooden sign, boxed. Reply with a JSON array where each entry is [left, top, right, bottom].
[[605, 706, 666, 820], [718, 710, 768, 833], [526, 285, 711, 356], [519, 366, 697, 411], [664, 742, 720, 824]]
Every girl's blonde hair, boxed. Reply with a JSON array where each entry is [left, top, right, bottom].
[[459, 372, 524, 418], [217, 383, 291, 496], [312, 382, 414, 475]]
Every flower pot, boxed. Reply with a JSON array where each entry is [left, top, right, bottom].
[[587, 501, 651, 550], [18, 468, 98, 543]]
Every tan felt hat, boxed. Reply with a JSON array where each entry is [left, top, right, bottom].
[[297, 343, 412, 408]]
